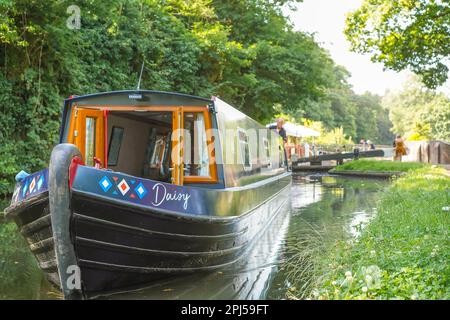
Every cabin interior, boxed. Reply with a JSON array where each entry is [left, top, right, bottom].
[[67, 107, 217, 186], [107, 111, 172, 182]]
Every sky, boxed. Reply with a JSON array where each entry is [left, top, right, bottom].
[[283, 0, 411, 96]]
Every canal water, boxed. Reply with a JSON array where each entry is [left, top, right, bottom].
[[0, 174, 387, 300]]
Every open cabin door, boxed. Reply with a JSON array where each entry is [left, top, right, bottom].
[[161, 107, 219, 186], [66, 105, 216, 186], [69, 108, 106, 167]]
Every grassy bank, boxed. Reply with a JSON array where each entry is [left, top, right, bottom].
[[335, 159, 428, 173], [291, 166, 449, 299]]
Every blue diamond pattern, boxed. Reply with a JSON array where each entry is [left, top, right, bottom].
[[134, 182, 148, 199], [22, 181, 28, 197], [99, 176, 112, 192], [37, 176, 44, 190]]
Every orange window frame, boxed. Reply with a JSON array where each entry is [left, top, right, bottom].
[[181, 107, 217, 184], [67, 107, 105, 166], [66, 104, 218, 185]]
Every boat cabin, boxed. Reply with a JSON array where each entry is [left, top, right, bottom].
[[60, 91, 286, 188]]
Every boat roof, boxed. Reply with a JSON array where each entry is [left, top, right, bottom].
[[59, 90, 213, 143], [64, 90, 213, 105]]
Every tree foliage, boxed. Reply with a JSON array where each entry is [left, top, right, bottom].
[[382, 76, 450, 141], [345, 0, 450, 89], [0, 0, 392, 196], [352, 93, 393, 144]]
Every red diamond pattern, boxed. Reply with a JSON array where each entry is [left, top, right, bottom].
[[29, 178, 36, 193], [117, 179, 130, 196]]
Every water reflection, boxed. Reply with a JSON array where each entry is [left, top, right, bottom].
[[348, 210, 375, 237], [291, 176, 323, 209], [267, 174, 387, 299], [0, 174, 387, 300]]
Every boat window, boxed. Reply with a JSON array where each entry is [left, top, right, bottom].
[[279, 145, 284, 168], [183, 112, 210, 177], [85, 117, 96, 166], [238, 129, 251, 171], [263, 138, 271, 168], [108, 126, 124, 166]]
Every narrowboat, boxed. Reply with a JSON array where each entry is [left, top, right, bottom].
[[4, 90, 291, 299]]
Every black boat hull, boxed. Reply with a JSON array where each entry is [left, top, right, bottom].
[[97, 199, 292, 300], [5, 145, 291, 299], [71, 182, 290, 296], [4, 172, 61, 288]]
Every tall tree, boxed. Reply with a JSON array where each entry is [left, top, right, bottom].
[[382, 76, 450, 141], [352, 93, 393, 144], [345, 0, 450, 89], [209, 0, 337, 121], [0, 0, 339, 195]]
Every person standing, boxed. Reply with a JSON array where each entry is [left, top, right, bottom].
[[394, 135, 407, 161], [360, 138, 367, 151], [269, 118, 288, 167], [367, 139, 375, 150], [269, 118, 287, 143], [303, 141, 310, 158]]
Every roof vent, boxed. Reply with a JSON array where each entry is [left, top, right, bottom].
[[129, 93, 143, 100]]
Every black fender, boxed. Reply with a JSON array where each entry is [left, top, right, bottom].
[[49, 143, 83, 300]]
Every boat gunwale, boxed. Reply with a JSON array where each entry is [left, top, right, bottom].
[[71, 174, 292, 223], [73, 164, 290, 193]]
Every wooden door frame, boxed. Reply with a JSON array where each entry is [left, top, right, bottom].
[[68, 107, 105, 167]]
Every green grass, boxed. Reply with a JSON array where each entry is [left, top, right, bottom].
[[292, 166, 450, 300], [335, 159, 429, 173]]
